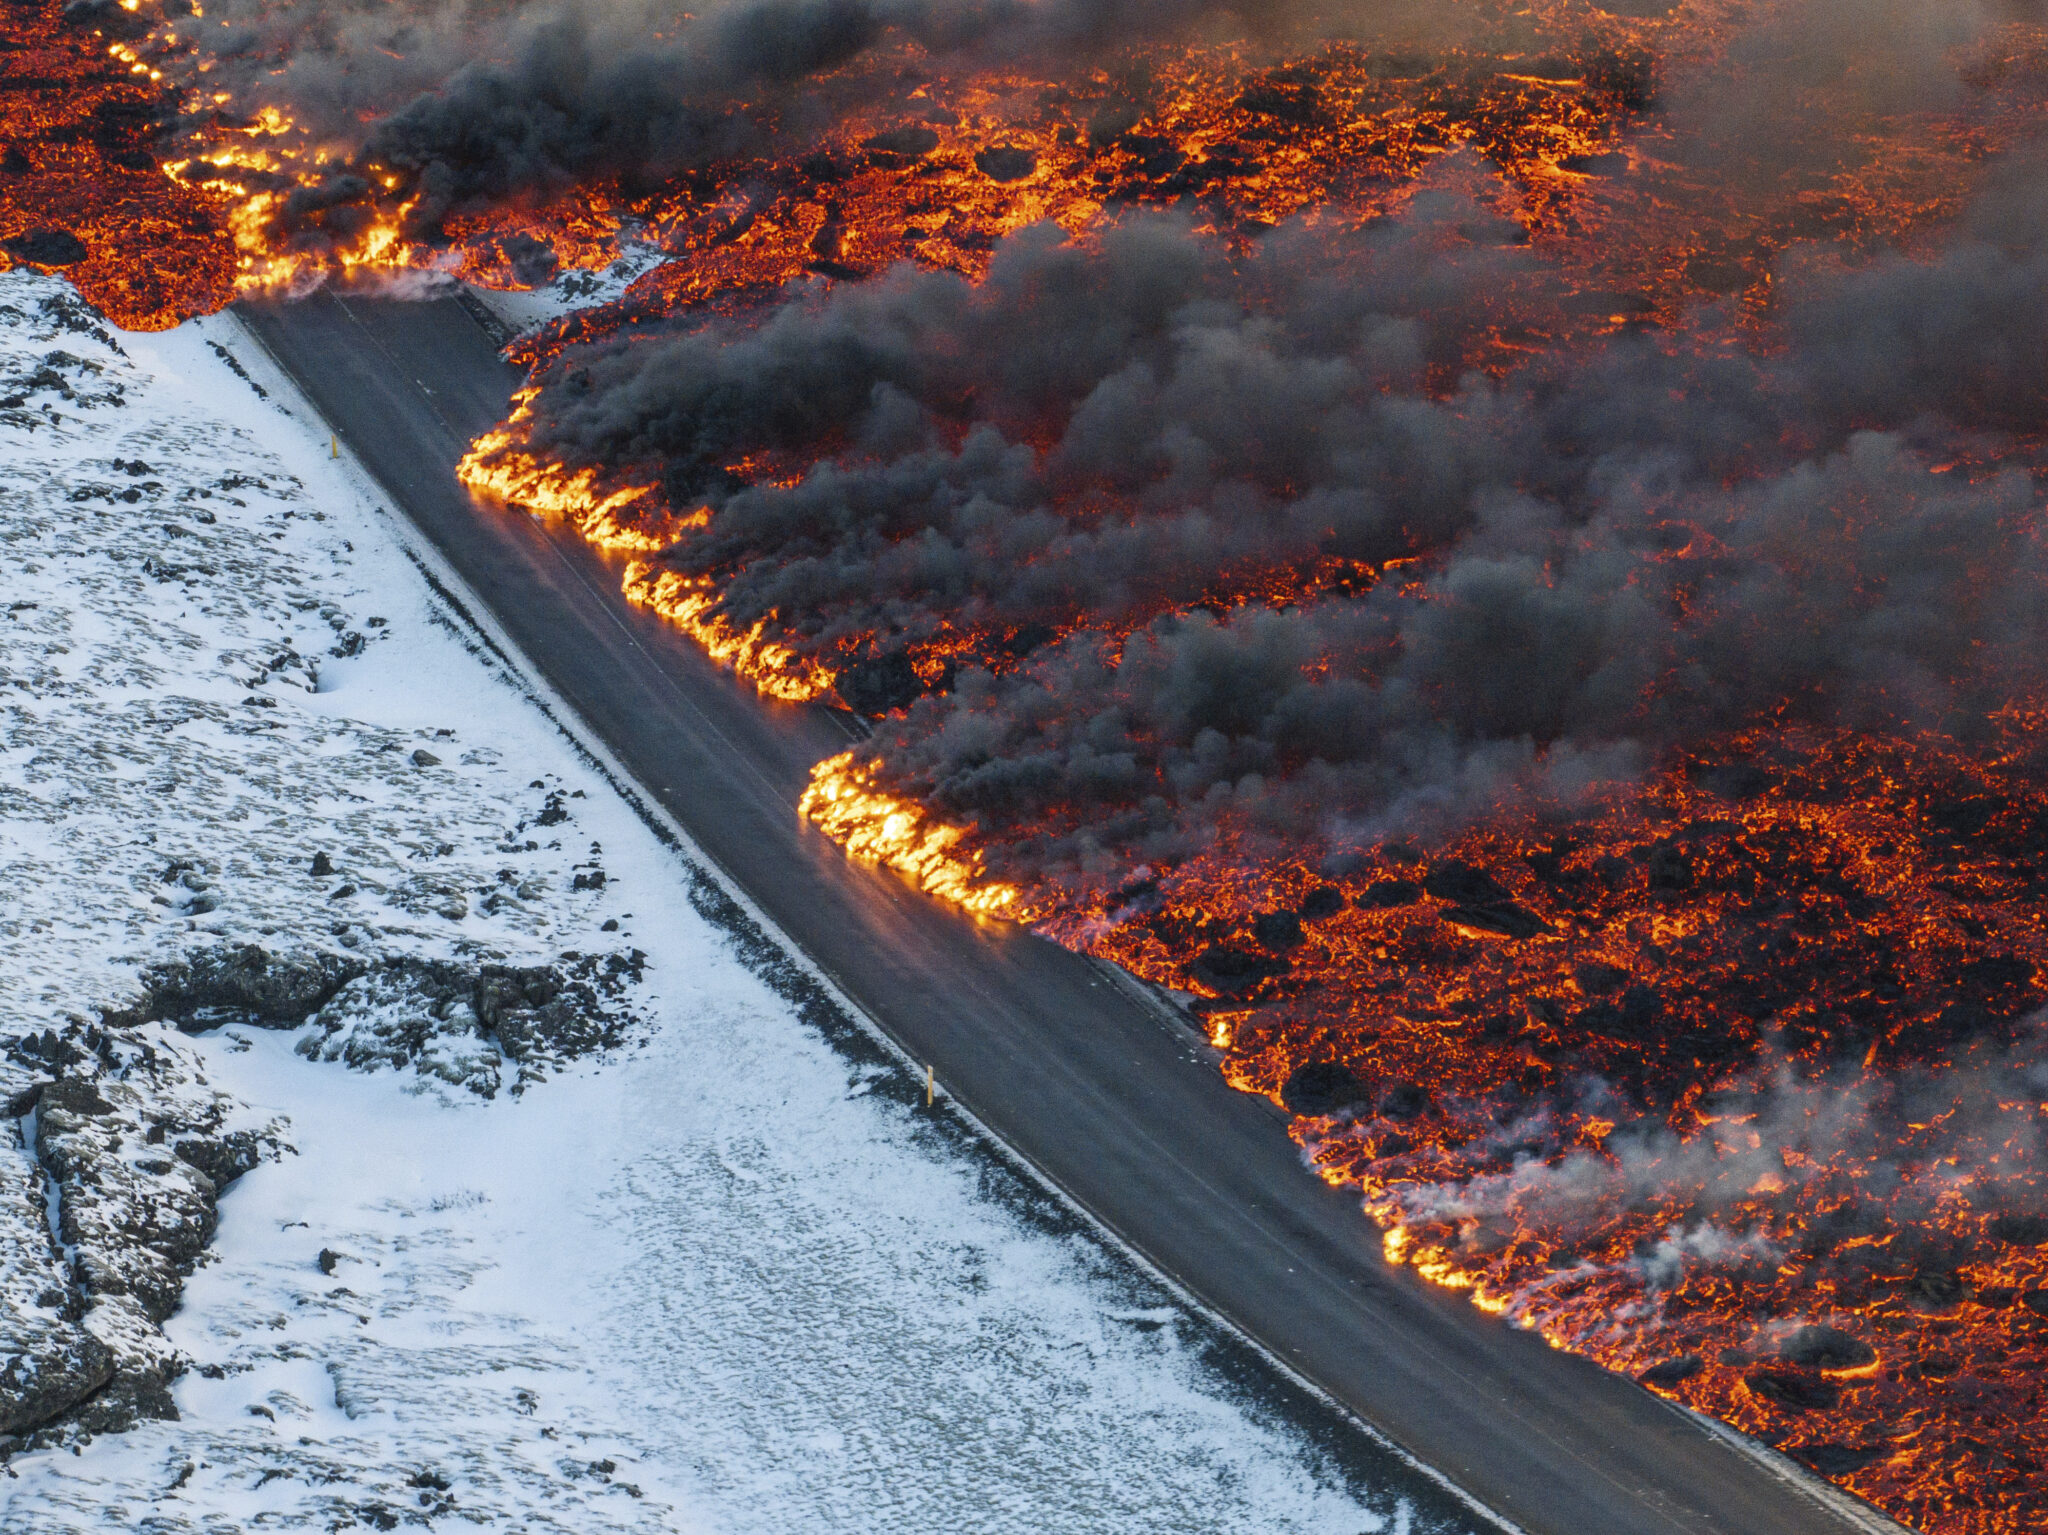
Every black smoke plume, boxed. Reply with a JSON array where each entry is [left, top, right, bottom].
[[504, 164, 2048, 883]]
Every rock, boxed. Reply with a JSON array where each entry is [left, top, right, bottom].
[[1087, 101, 1144, 146], [1189, 944, 1288, 996], [411, 749, 440, 767], [1988, 1212, 2048, 1246], [0, 1021, 286, 1452], [496, 231, 557, 288], [1423, 861, 1511, 907], [1560, 151, 1631, 177], [1575, 962, 1630, 995], [1774, 1325, 1876, 1372], [863, 125, 941, 160], [0, 1324, 115, 1437], [1638, 1353, 1703, 1388], [0, 1128, 117, 1436], [128, 944, 365, 1030], [309, 850, 335, 878], [1442, 902, 1546, 940], [37, 1083, 219, 1323], [1251, 911, 1304, 952], [1280, 1061, 1367, 1117], [1687, 758, 1776, 799], [298, 953, 637, 1094], [1912, 1350, 1960, 1380], [2, 230, 88, 268], [1236, 82, 1319, 122], [1905, 1267, 1968, 1310], [1296, 887, 1345, 921], [172, 1129, 260, 1190], [38, 1077, 112, 1118], [1645, 839, 1692, 892], [317, 1248, 343, 1276], [1577, 985, 1664, 1042], [1744, 1368, 1839, 1413], [974, 145, 1038, 182]]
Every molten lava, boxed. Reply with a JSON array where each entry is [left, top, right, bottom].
[[18, 0, 2048, 1529], [0, 0, 234, 328]]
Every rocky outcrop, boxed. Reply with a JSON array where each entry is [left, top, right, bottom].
[[296, 948, 647, 1098], [99, 942, 646, 1099], [0, 1019, 284, 1452], [0, 940, 647, 1455]]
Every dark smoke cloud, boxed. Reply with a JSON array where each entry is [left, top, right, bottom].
[[505, 168, 2048, 879], [166, 0, 2017, 263], [175, 0, 1429, 248]]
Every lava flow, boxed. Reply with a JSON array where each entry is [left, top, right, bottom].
[[18, 0, 2048, 1529]]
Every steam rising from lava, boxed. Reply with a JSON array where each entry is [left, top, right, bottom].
[[485, 191, 2048, 870], [17, 0, 2048, 1526], [447, 22, 2048, 1523]]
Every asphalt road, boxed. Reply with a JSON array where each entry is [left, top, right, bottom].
[[237, 287, 1902, 1535]]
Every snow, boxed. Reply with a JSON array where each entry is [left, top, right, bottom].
[[0, 270, 1477, 1532]]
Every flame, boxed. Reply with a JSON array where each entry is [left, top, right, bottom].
[[799, 751, 1021, 917], [622, 561, 837, 702], [22, 0, 2048, 1524]]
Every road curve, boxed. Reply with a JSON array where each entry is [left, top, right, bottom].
[[236, 287, 1902, 1535]]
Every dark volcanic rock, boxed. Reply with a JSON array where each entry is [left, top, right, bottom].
[[836, 652, 923, 716], [973, 145, 1037, 182], [1251, 911, 1305, 952], [1575, 961, 1630, 995], [0, 1325, 116, 1437], [1775, 1325, 1876, 1372], [1905, 1267, 1969, 1310], [1296, 887, 1345, 921], [1281, 1061, 1369, 1117], [1423, 861, 1511, 906], [1190, 944, 1288, 996], [1638, 1353, 1703, 1388], [1688, 758, 1776, 799], [37, 1077, 112, 1118], [1442, 902, 1546, 940], [127, 944, 365, 1029], [173, 1129, 261, 1190], [1744, 1368, 1840, 1413], [3, 230, 88, 267], [496, 231, 558, 288], [863, 125, 941, 160], [1989, 1213, 2048, 1246]]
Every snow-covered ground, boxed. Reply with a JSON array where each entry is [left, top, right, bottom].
[[0, 270, 1477, 1532]]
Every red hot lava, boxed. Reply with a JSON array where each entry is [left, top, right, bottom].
[[18, 1, 2048, 1529]]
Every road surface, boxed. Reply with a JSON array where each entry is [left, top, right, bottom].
[[236, 287, 1903, 1535]]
